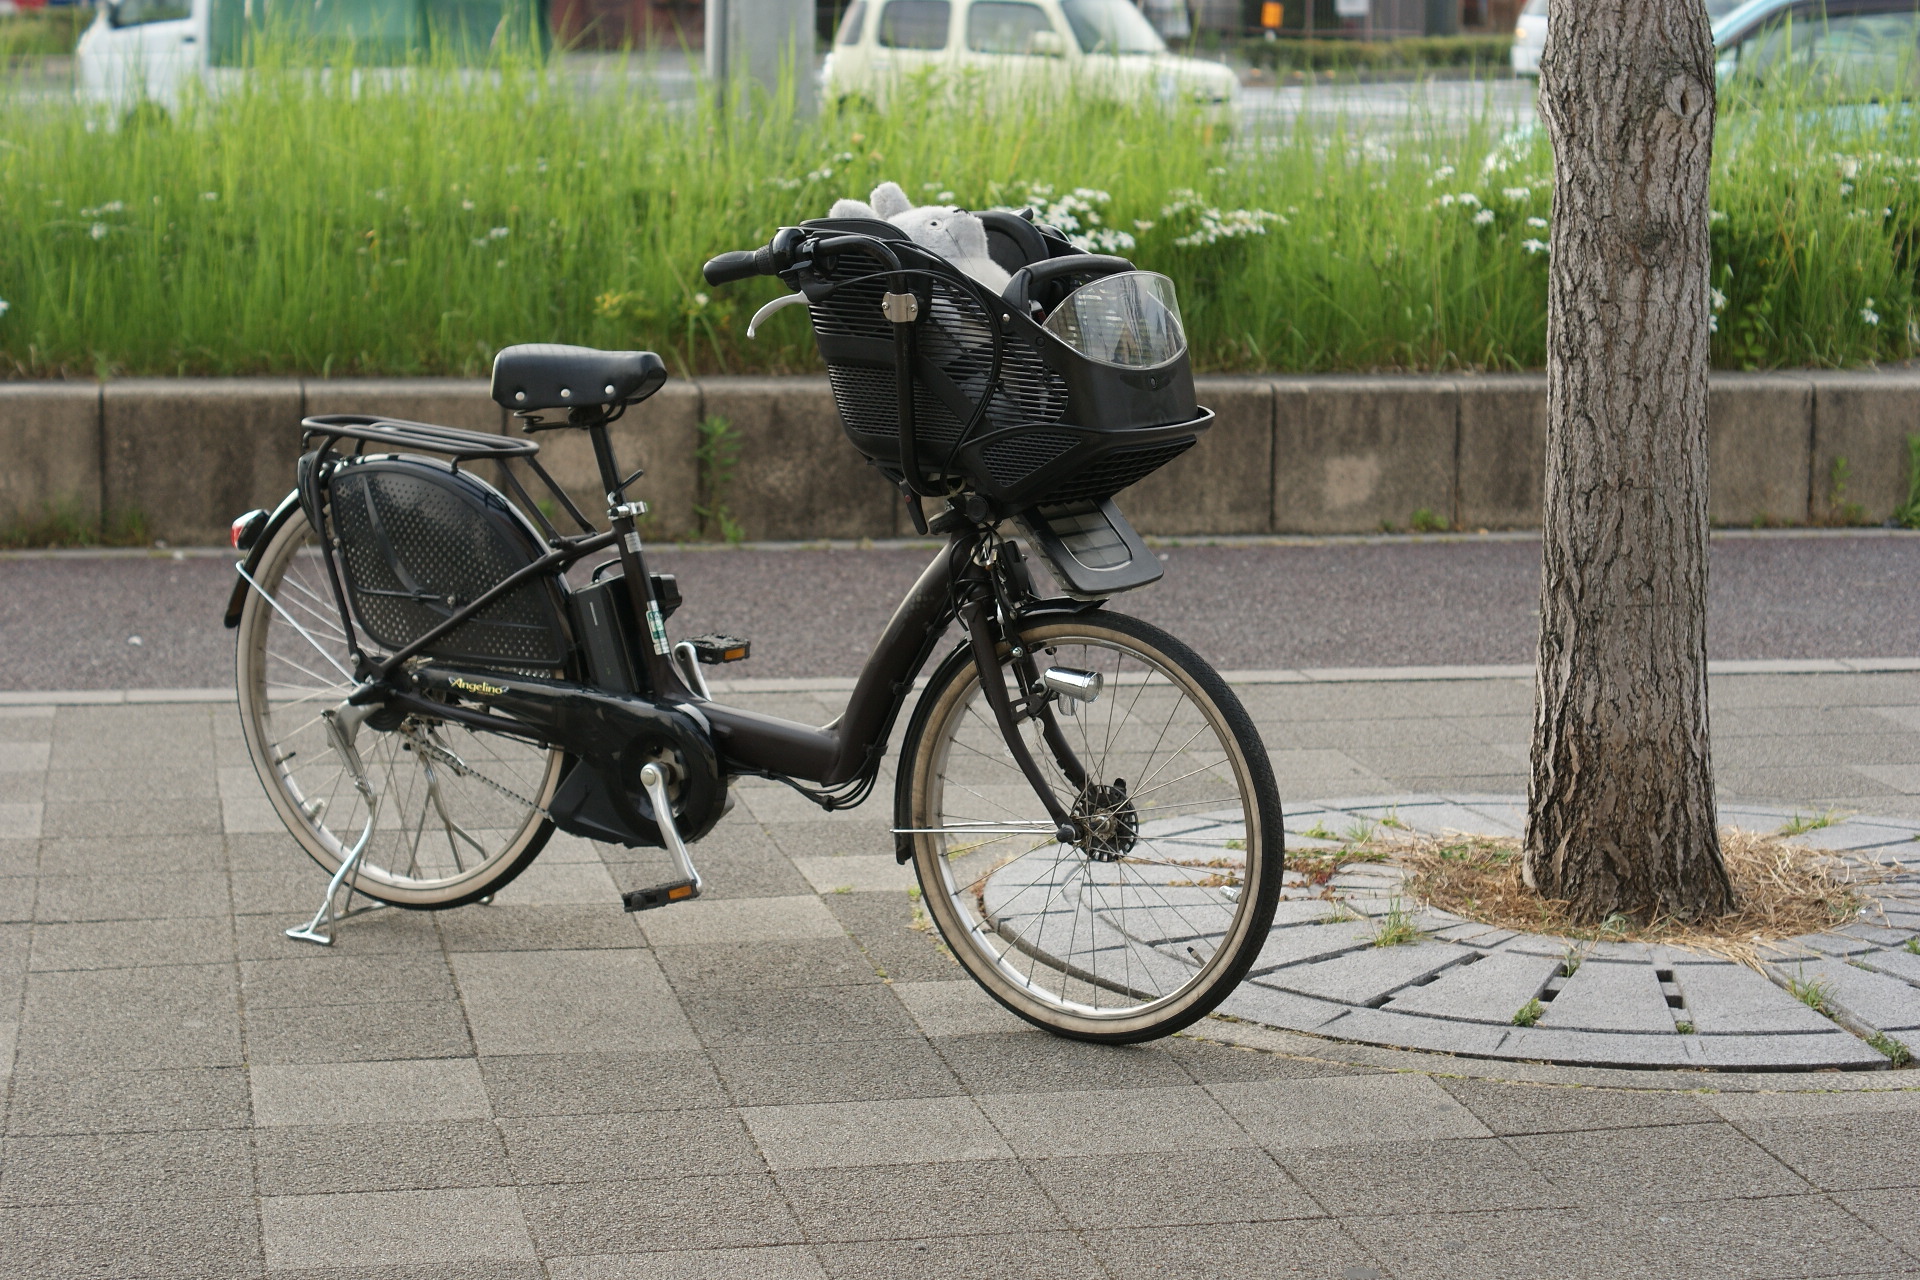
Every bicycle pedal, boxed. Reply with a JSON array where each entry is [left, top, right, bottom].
[[685, 633, 751, 664], [622, 879, 701, 912]]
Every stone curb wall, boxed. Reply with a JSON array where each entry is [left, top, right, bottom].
[[2, 371, 1916, 545]]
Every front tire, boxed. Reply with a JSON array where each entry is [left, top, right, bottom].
[[899, 610, 1284, 1042]]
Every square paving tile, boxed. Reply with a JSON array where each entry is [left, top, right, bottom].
[[0, 1197, 262, 1279], [1726, 1112, 1920, 1192], [17, 963, 241, 1070], [892, 980, 1035, 1038], [1027, 1147, 1322, 1229], [498, 1110, 764, 1183], [707, 1038, 964, 1107], [1209, 1073, 1493, 1150], [0, 1129, 254, 1206], [253, 1120, 512, 1195], [680, 984, 921, 1047], [451, 950, 698, 1055], [775, 1158, 1064, 1243], [251, 1059, 490, 1126], [652, 938, 880, 992], [976, 1085, 1250, 1158], [1098, 1219, 1386, 1280], [436, 904, 644, 953], [29, 916, 235, 971], [546, 1244, 828, 1280], [741, 1096, 1011, 1170], [814, 1229, 1108, 1280], [245, 1000, 473, 1065], [1436, 1078, 1722, 1135], [934, 1030, 1198, 1095], [516, 1173, 802, 1256], [1504, 1121, 1815, 1203], [6, 1065, 252, 1135], [1277, 1135, 1572, 1217], [260, 1188, 534, 1271], [478, 1051, 728, 1118], [635, 895, 847, 948]]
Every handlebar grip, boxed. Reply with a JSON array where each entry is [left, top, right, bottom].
[[702, 250, 766, 286]]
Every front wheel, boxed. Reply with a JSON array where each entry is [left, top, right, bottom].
[[899, 611, 1284, 1043]]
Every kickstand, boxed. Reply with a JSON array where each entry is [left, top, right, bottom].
[[286, 707, 386, 947]]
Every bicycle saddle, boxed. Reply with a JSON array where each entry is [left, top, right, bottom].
[[490, 345, 667, 412]]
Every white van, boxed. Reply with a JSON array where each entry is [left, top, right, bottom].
[[75, 0, 533, 111], [823, 0, 1238, 122]]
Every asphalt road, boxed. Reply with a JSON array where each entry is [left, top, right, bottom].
[[1, 531, 1912, 691]]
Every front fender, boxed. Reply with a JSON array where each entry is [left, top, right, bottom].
[[221, 489, 305, 629], [892, 598, 1104, 863]]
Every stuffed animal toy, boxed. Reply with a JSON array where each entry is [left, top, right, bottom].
[[829, 182, 1014, 296]]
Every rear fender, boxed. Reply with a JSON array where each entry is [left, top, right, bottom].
[[221, 488, 306, 629]]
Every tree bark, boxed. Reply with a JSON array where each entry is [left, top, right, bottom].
[[1525, 0, 1734, 923]]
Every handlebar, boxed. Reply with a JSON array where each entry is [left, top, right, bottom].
[[701, 247, 777, 286]]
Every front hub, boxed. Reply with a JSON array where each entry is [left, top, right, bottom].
[[1072, 779, 1138, 862]]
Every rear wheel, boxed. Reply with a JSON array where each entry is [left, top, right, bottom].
[[234, 508, 565, 909], [899, 611, 1284, 1042]]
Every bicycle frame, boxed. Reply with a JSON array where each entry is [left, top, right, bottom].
[[228, 405, 1096, 839]]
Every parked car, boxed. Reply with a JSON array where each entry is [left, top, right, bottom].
[[1714, 0, 1920, 98], [822, 0, 1238, 122], [1511, 0, 1822, 80], [74, 0, 543, 111]]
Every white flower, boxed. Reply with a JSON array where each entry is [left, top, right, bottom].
[[805, 167, 833, 182], [1133, 219, 1155, 232], [1457, 192, 1482, 208], [462, 200, 476, 210], [694, 292, 709, 307], [0, 299, 9, 317], [1709, 209, 1728, 223], [1526, 216, 1548, 228], [201, 191, 218, 201], [1840, 182, 1853, 196], [1208, 166, 1228, 176], [89, 222, 107, 240], [1522, 238, 1548, 255], [489, 226, 510, 239], [1710, 288, 1728, 311], [1430, 164, 1456, 183], [1861, 307, 1881, 326], [1502, 187, 1530, 202], [937, 191, 954, 202], [98, 200, 124, 213], [1473, 209, 1495, 226]]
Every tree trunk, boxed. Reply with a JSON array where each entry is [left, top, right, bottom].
[[1525, 0, 1734, 924]]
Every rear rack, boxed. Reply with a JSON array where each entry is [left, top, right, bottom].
[[300, 414, 539, 460]]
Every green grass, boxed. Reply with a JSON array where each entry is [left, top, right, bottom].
[[0, 48, 1913, 378], [1867, 1031, 1913, 1066], [1369, 896, 1424, 947], [1788, 974, 1835, 1016], [1511, 997, 1544, 1027], [0, 500, 149, 550], [1779, 809, 1844, 837]]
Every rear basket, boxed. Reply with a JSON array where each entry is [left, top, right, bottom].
[[804, 228, 1211, 509]]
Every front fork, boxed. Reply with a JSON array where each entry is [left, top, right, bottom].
[[958, 546, 1093, 844]]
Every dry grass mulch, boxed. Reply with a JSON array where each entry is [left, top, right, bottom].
[[1324, 829, 1891, 967]]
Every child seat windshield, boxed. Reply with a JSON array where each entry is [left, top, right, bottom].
[[1061, 0, 1167, 53]]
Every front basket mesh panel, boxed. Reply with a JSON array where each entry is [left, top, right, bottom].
[[814, 273, 1069, 493], [1043, 438, 1197, 505], [330, 468, 564, 667]]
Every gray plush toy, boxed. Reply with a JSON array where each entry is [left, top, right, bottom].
[[828, 182, 1014, 296]]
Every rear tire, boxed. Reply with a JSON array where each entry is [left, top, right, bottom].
[[234, 508, 565, 909], [899, 610, 1284, 1042]]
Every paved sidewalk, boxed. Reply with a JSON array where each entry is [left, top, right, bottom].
[[1, 672, 1918, 1278]]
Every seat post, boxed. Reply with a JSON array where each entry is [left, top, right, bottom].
[[588, 418, 682, 699]]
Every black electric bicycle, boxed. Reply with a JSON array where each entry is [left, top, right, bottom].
[[227, 211, 1283, 1042]]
